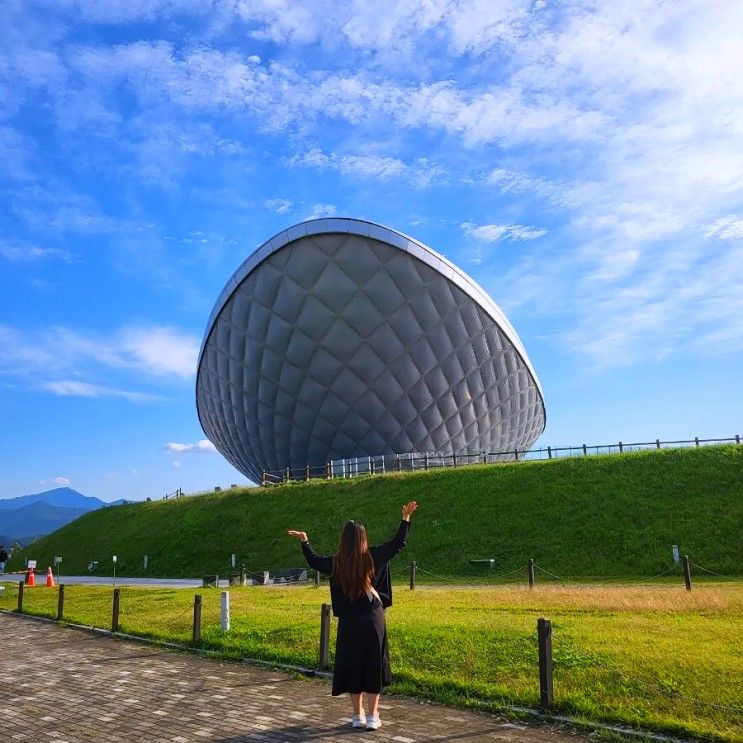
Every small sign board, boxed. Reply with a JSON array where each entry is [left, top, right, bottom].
[[53, 556, 62, 566], [672, 545, 681, 564], [26, 559, 37, 569], [112, 555, 117, 563]]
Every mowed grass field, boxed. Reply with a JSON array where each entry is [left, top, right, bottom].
[[2, 580, 741, 742]]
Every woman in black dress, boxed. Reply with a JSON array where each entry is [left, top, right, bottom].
[[288, 500, 417, 731]]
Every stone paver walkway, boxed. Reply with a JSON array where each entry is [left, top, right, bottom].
[[0, 612, 588, 743]]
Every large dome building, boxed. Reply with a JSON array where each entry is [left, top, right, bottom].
[[196, 218, 545, 483]]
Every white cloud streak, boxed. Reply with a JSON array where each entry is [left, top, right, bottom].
[[164, 440, 217, 453], [41, 380, 162, 402]]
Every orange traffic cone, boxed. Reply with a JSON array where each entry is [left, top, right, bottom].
[[46, 566, 55, 588], [27, 567, 36, 587]]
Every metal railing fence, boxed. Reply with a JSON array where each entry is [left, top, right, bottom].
[[261, 434, 740, 485]]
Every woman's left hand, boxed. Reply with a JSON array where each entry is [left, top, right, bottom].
[[401, 501, 418, 521]]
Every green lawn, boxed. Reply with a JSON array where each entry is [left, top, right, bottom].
[[7, 445, 742, 579], [2, 580, 741, 742]]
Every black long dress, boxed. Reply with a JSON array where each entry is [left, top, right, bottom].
[[301, 520, 411, 695]]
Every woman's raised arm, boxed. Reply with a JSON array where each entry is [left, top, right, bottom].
[[288, 529, 332, 575]]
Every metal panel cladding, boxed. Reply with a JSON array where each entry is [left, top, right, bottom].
[[196, 219, 546, 483]]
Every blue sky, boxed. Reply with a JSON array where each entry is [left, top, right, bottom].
[[1, 0, 741, 502]]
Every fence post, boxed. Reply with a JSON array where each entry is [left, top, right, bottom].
[[409, 561, 417, 590], [220, 591, 230, 631], [547, 446, 552, 459], [482, 452, 487, 464], [319, 603, 331, 670], [656, 438, 661, 449], [240, 563, 247, 587], [370, 459, 375, 475], [582, 444, 587, 455], [315, 569, 321, 587], [452, 452, 457, 466], [284, 467, 290, 483], [261, 469, 266, 486], [736, 434, 740, 445], [514, 449, 519, 461], [192, 594, 202, 644], [57, 584, 65, 620], [305, 465, 310, 481], [112, 588, 120, 632], [424, 454, 429, 470], [695, 437, 699, 447], [619, 441, 623, 453], [683, 555, 692, 592], [17, 581, 24, 612], [326, 461, 332, 479], [528, 559, 535, 589], [537, 618, 554, 711], [397, 455, 402, 472]]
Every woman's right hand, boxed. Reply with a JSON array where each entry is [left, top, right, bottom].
[[401, 501, 418, 521], [287, 529, 308, 542]]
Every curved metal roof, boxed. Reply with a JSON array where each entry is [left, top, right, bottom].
[[198, 217, 544, 403]]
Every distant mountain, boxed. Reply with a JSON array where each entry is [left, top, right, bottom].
[[0, 487, 107, 545], [0, 487, 105, 511]]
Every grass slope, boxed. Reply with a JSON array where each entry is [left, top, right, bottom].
[[8, 445, 743, 578]]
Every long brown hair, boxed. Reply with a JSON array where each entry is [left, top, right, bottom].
[[333, 521, 375, 600]]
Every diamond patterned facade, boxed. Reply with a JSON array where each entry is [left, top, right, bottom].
[[196, 219, 546, 483]]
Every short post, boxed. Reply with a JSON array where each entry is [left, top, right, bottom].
[[220, 590, 230, 631], [143, 555, 148, 572], [694, 436, 699, 447], [319, 603, 331, 670], [192, 594, 202, 644], [397, 455, 402, 472], [452, 452, 457, 466], [112, 588, 120, 632], [537, 618, 554, 711], [315, 569, 321, 587], [482, 452, 487, 464], [326, 461, 332, 479], [528, 559, 535, 589], [17, 581, 24, 612], [370, 459, 375, 475], [261, 469, 266, 486], [547, 446, 552, 459], [284, 467, 290, 483], [582, 443, 587, 455], [57, 584, 65, 620], [736, 434, 740, 445], [619, 441, 623, 453], [656, 438, 661, 449], [683, 555, 692, 592], [240, 563, 247, 586], [424, 454, 429, 470], [305, 464, 310, 481], [514, 449, 519, 460], [409, 560, 417, 590]]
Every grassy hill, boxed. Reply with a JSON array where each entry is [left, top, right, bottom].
[[7, 445, 742, 579]]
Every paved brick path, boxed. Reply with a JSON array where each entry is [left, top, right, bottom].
[[0, 612, 588, 743]]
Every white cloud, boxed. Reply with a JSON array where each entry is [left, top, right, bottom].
[[39, 476, 71, 487], [706, 217, 743, 241], [0, 244, 74, 263], [306, 203, 337, 220], [172, 460, 182, 467], [164, 440, 217, 453], [264, 198, 293, 214], [289, 149, 444, 187], [41, 380, 162, 402], [461, 222, 546, 242]]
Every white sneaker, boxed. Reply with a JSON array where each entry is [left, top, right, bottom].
[[366, 714, 381, 730], [351, 714, 366, 728]]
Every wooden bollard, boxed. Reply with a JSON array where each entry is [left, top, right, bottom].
[[409, 561, 417, 590], [319, 603, 331, 670], [528, 559, 535, 589], [17, 581, 24, 612], [537, 618, 554, 711], [683, 555, 692, 592], [192, 594, 202, 644], [57, 584, 65, 620], [314, 569, 321, 587], [112, 588, 120, 632]]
